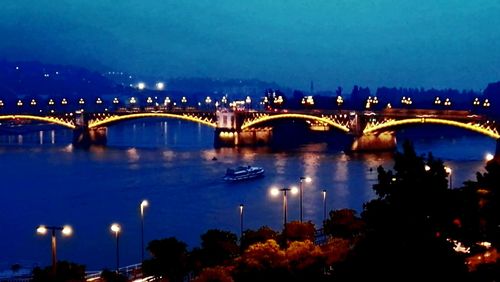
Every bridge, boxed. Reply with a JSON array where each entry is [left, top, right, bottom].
[[0, 107, 498, 151]]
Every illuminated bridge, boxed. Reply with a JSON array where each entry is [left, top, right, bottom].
[[0, 108, 498, 151]]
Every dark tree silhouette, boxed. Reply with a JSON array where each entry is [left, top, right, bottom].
[[323, 209, 364, 239], [142, 237, 189, 282], [32, 261, 86, 282], [196, 229, 239, 268], [334, 141, 468, 281]]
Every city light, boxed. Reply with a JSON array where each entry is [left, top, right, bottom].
[[155, 82, 165, 90], [137, 82, 146, 90], [336, 95, 344, 106], [485, 153, 494, 161], [444, 98, 451, 106]]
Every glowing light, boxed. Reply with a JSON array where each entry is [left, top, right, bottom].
[[111, 223, 121, 233], [0, 115, 75, 129], [96, 98, 103, 104], [155, 82, 165, 90], [36, 225, 47, 235], [87, 113, 217, 128], [291, 186, 299, 194], [270, 188, 280, 196], [113, 98, 119, 104], [425, 165, 431, 171], [363, 118, 500, 139], [137, 82, 146, 90], [445, 166, 452, 174], [241, 113, 350, 133], [485, 153, 494, 162], [336, 96, 344, 106], [62, 225, 73, 236], [302, 176, 312, 183]]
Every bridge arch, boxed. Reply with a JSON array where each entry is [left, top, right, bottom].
[[240, 113, 350, 133], [0, 115, 75, 129], [87, 112, 217, 128], [363, 117, 500, 139]]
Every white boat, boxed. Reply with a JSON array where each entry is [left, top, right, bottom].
[[223, 165, 265, 181]]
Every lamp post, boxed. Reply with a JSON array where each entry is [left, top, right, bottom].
[[299, 176, 312, 222], [445, 166, 452, 189], [270, 187, 299, 227], [322, 189, 327, 222], [140, 200, 149, 262], [110, 223, 121, 272], [36, 225, 72, 275], [239, 204, 244, 239]]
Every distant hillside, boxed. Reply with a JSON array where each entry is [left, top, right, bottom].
[[0, 60, 121, 99], [104, 71, 288, 101]]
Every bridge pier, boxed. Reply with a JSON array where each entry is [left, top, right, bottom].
[[350, 131, 397, 152], [72, 126, 107, 148]]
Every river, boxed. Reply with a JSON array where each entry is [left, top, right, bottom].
[[0, 120, 496, 271]]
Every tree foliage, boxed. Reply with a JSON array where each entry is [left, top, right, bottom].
[[32, 261, 86, 282], [323, 209, 364, 239], [240, 226, 278, 251], [142, 237, 189, 282]]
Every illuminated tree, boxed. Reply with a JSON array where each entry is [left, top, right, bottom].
[[192, 266, 234, 282], [240, 226, 278, 251], [282, 221, 316, 243]]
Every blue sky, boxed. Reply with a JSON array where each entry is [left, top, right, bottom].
[[1, 0, 500, 91]]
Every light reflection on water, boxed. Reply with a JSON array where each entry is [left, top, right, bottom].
[[0, 120, 496, 270]]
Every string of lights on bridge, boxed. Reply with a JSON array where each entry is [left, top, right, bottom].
[[0, 94, 493, 113]]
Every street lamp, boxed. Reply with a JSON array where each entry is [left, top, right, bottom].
[[445, 166, 452, 189], [140, 200, 149, 262], [110, 223, 121, 272], [299, 176, 312, 222], [36, 225, 72, 275], [270, 186, 299, 227], [485, 153, 494, 162], [322, 189, 327, 222], [239, 204, 244, 239]]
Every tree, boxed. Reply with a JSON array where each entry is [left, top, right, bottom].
[[99, 269, 127, 282], [142, 237, 189, 282], [323, 209, 364, 239], [334, 141, 468, 281], [192, 266, 234, 282], [198, 229, 239, 268], [32, 261, 86, 282], [282, 221, 316, 243], [233, 240, 289, 282], [240, 226, 278, 251]]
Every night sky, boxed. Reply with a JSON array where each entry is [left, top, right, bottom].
[[2, 0, 500, 90]]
